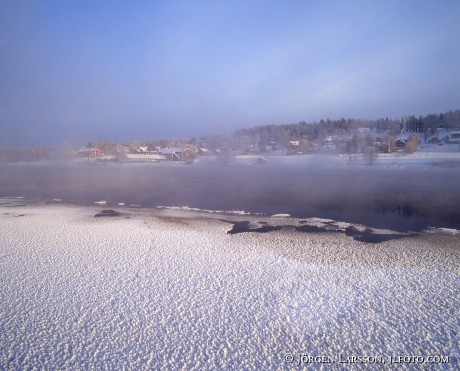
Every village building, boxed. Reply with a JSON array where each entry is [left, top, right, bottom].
[[76, 147, 101, 158], [255, 157, 267, 165], [90, 148, 101, 157], [159, 148, 195, 161], [197, 148, 210, 155], [289, 141, 300, 149], [136, 146, 150, 154], [448, 132, 460, 144]]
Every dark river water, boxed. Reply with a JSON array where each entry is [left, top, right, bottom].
[[1, 158, 459, 231]]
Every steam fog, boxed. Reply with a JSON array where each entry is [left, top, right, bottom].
[[1, 157, 459, 231]]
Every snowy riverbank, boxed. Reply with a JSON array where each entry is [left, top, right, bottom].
[[1, 201, 458, 370]]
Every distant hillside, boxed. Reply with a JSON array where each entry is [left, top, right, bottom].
[[1, 109, 459, 162], [232, 109, 460, 146]]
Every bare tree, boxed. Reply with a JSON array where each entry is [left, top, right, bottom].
[[385, 135, 396, 153], [405, 134, 420, 154]]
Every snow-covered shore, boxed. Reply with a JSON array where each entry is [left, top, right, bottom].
[[1, 201, 459, 370]]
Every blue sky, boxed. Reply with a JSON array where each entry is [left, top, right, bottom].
[[1, 0, 459, 147]]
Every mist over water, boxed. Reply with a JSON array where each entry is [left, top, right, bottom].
[[1, 157, 459, 231]]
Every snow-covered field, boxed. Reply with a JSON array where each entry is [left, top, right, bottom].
[[1, 201, 459, 370]]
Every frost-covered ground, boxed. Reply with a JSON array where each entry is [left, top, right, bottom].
[[0, 201, 459, 370]]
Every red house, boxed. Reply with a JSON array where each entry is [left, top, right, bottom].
[[90, 148, 101, 157]]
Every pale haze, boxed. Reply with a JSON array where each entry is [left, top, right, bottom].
[[1, 0, 459, 147]]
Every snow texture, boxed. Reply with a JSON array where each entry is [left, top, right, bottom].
[[0, 202, 459, 370]]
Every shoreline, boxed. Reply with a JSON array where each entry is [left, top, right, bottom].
[[2, 196, 459, 241]]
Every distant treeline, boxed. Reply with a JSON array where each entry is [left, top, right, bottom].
[[1, 110, 459, 162], [136, 109, 460, 152], [198, 110, 460, 154], [234, 109, 460, 144], [403, 110, 460, 133]]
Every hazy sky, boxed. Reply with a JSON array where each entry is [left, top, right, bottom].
[[1, 0, 460, 147]]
